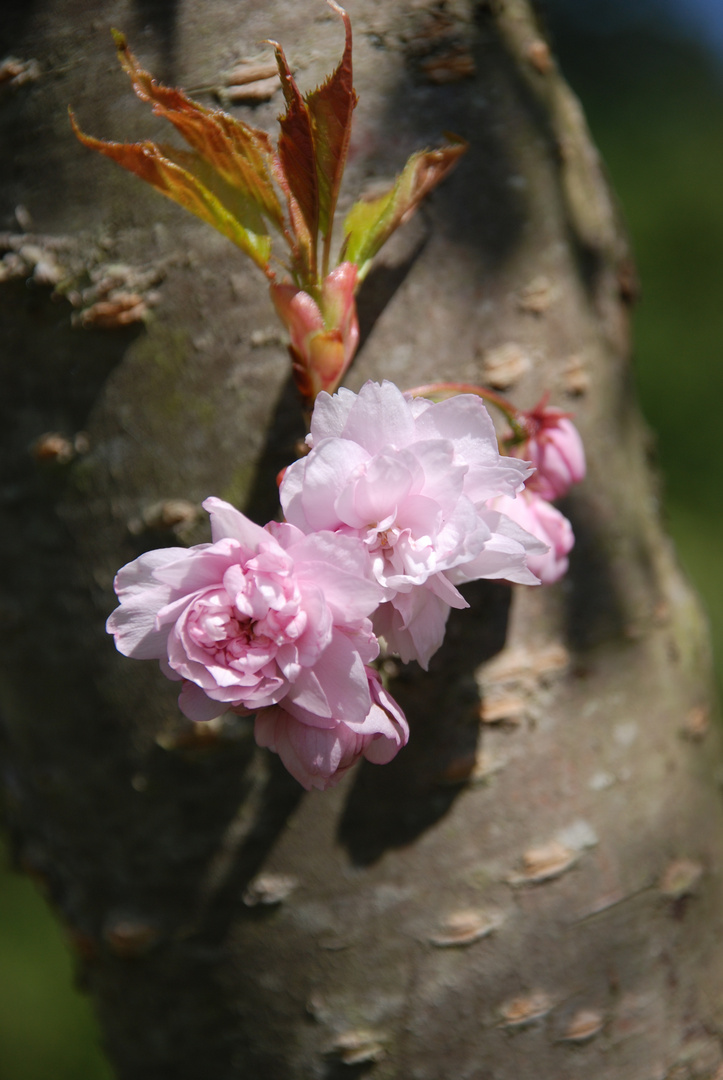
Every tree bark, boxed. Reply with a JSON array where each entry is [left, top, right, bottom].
[[2, 1, 722, 1077]]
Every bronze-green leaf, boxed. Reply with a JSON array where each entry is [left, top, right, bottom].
[[70, 113, 272, 271], [342, 138, 468, 281], [112, 31, 284, 231]]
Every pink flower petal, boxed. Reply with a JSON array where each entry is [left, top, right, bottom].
[[514, 406, 586, 501], [106, 584, 175, 659], [178, 681, 228, 722], [289, 531, 385, 622], [282, 438, 370, 532], [285, 381, 548, 667], [284, 630, 371, 724], [488, 494, 574, 584], [113, 547, 189, 599], [203, 496, 270, 548], [254, 668, 408, 790], [152, 540, 237, 591], [308, 386, 358, 443], [335, 449, 416, 529], [340, 380, 418, 453], [374, 589, 454, 669], [414, 394, 530, 500], [406, 438, 465, 509], [254, 707, 357, 790], [107, 548, 187, 658]]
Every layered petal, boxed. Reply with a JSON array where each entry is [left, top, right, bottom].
[[335, 380, 418, 453], [254, 667, 407, 789], [374, 587, 460, 670], [106, 500, 387, 774], [281, 380, 544, 667], [254, 706, 355, 789], [413, 393, 531, 501], [361, 669, 409, 761], [204, 495, 270, 548], [491, 493, 574, 584], [282, 438, 370, 532]]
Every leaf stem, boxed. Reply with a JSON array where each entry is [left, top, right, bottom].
[[321, 227, 332, 281]]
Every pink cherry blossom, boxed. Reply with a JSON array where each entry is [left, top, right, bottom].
[[512, 401, 586, 501], [280, 381, 546, 668], [106, 498, 385, 734], [254, 667, 408, 790], [492, 491, 574, 584]]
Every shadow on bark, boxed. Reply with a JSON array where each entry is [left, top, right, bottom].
[[0, 279, 142, 434], [243, 373, 307, 525], [561, 493, 628, 651], [0, 279, 142, 678], [356, 225, 430, 354], [0, 2, 40, 54], [194, 755, 305, 944], [322, 1061, 377, 1080], [338, 580, 512, 865]]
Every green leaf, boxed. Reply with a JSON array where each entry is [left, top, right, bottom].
[[70, 113, 272, 270], [342, 139, 468, 281]]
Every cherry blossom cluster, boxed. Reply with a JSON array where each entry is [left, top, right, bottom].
[[107, 381, 584, 790], [83, 14, 586, 791]]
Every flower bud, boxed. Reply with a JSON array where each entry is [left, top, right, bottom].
[[270, 262, 359, 402], [512, 402, 585, 501], [525, 412, 587, 501]]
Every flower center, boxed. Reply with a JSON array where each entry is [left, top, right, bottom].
[[366, 518, 401, 554], [191, 604, 264, 658], [186, 573, 309, 674]]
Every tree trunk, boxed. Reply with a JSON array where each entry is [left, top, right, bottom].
[[2, 1, 722, 1077]]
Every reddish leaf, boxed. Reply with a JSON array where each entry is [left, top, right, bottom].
[[271, 38, 319, 274], [70, 113, 272, 270], [112, 31, 284, 231], [270, 155, 315, 286], [342, 138, 468, 281], [306, 2, 357, 253]]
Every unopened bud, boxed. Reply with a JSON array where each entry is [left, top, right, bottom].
[[512, 401, 585, 500]]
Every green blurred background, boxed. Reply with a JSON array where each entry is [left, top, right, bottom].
[[2, 1, 723, 1075], [546, 0, 723, 695]]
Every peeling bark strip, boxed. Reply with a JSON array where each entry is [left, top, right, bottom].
[[1, 2, 722, 1079]]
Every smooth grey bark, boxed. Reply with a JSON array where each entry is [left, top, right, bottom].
[[2, 1, 722, 1077]]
